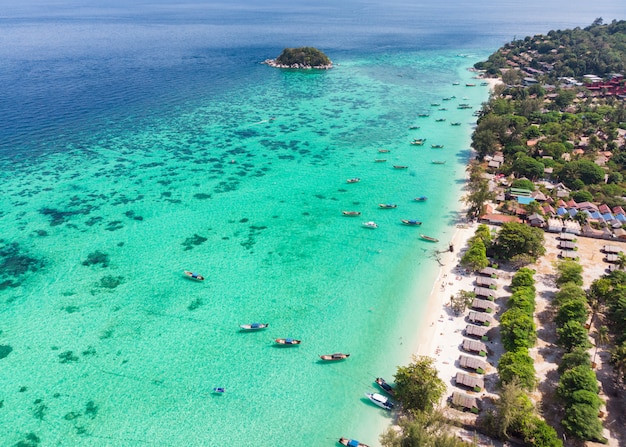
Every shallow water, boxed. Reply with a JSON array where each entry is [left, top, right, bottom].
[[0, 1, 623, 446]]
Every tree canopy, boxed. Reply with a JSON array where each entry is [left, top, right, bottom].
[[274, 47, 331, 67], [393, 356, 446, 413], [493, 222, 545, 262]]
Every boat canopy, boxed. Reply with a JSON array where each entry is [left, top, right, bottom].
[[348, 440, 360, 447]]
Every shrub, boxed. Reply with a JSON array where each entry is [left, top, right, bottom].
[[498, 349, 537, 390], [500, 307, 537, 351]]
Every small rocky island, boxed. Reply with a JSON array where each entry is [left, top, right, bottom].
[[263, 47, 333, 69]]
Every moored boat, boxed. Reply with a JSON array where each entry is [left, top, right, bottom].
[[418, 113, 430, 117], [435, 118, 446, 122], [401, 219, 422, 226], [431, 144, 444, 148], [319, 353, 350, 361], [431, 160, 446, 164], [420, 234, 439, 242], [342, 211, 361, 216], [375, 377, 395, 395], [365, 392, 394, 410], [240, 323, 269, 330], [393, 165, 408, 169], [275, 338, 301, 345], [212, 387, 225, 394], [408, 125, 420, 129], [184, 270, 205, 281], [347, 178, 360, 183], [362, 221, 378, 229], [414, 196, 428, 202], [451, 122, 462, 126], [378, 203, 397, 209], [466, 83, 476, 87], [339, 438, 370, 447], [374, 159, 387, 163], [378, 148, 390, 153]]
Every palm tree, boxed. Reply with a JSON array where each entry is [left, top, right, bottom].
[[611, 342, 626, 383], [592, 326, 609, 368]]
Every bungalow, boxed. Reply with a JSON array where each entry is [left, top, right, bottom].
[[603, 245, 623, 254], [475, 277, 497, 288], [605, 254, 621, 263], [613, 228, 626, 241], [471, 299, 496, 313], [451, 392, 480, 413], [563, 220, 581, 235], [528, 213, 546, 227], [531, 191, 547, 202], [478, 267, 498, 278], [465, 324, 490, 340], [462, 339, 488, 356], [558, 232, 577, 241], [473, 287, 496, 300], [547, 218, 564, 233], [560, 250, 579, 260], [455, 372, 484, 392], [459, 355, 487, 374], [558, 241, 577, 250], [468, 311, 494, 326]]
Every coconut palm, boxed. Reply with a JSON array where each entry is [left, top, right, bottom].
[[592, 325, 609, 367]]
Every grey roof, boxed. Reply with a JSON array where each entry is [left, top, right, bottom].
[[560, 250, 578, 259], [459, 355, 487, 371], [471, 299, 496, 312], [558, 241, 577, 249], [603, 245, 623, 254], [452, 392, 479, 410], [465, 324, 490, 337], [605, 254, 620, 263], [462, 339, 488, 354], [475, 277, 497, 287], [474, 287, 496, 298], [558, 232, 576, 240], [455, 372, 484, 390]]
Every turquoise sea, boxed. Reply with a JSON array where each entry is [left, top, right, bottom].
[[0, 2, 623, 446]]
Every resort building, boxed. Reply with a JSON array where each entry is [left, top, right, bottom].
[[462, 339, 488, 356], [471, 299, 496, 313], [468, 311, 494, 326], [455, 372, 484, 392], [473, 286, 496, 300], [464, 324, 490, 340], [459, 355, 487, 374], [451, 392, 480, 413]]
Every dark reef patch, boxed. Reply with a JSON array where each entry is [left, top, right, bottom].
[[85, 400, 98, 419], [0, 242, 44, 288], [98, 275, 124, 289], [104, 221, 124, 231], [58, 351, 79, 363], [193, 193, 212, 200], [63, 306, 80, 314], [124, 210, 143, 221], [0, 344, 13, 359], [187, 298, 203, 311], [15, 432, 40, 447], [85, 216, 103, 227], [39, 207, 88, 226], [33, 230, 48, 237], [81, 251, 109, 268], [182, 234, 207, 251]]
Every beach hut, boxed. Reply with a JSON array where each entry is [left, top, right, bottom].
[[614, 228, 626, 241], [475, 277, 497, 289], [451, 392, 480, 413], [471, 299, 496, 313], [603, 245, 623, 254], [459, 355, 487, 374], [558, 241, 577, 250], [468, 311, 494, 326], [478, 267, 498, 278], [455, 372, 484, 392], [605, 254, 620, 263], [558, 232, 577, 241], [473, 287, 496, 300], [465, 324, 490, 341], [462, 339, 488, 357]]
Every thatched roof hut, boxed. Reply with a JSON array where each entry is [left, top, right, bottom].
[[468, 311, 494, 326], [462, 339, 488, 356], [478, 267, 498, 278], [475, 277, 497, 288], [459, 355, 487, 373], [471, 298, 496, 313], [455, 372, 484, 392], [465, 324, 490, 340], [473, 287, 496, 299], [451, 392, 480, 413]]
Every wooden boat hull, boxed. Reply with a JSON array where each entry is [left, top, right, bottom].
[[342, 211, 361, 216], [275, 338, 301, 345], [347, 178, 360, 183], [375, 377, 395, 396], [378, 204, 397, 209], [362, 221, 378, 229], [320, 353, 350, 361], [184, 271, 205, 281], [420, 234, 439, 242], [240, 323, 269, 330], [339, 438, 370, 447], [393, 165, 408, 169], [401, 220, 422, 226]]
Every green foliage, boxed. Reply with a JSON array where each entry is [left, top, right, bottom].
[[555, 298, 589, 327], [555, 262, 583, 288], [450, 290, 476, 316], [554, 282, 586, 307], [512, 156, 545, 179], [520, 416, 563, 447], [497, 349, 537, 390], [470, 224, 492, 247], [559, 160, 606, 187], [489, 379, 534, 439], [511, 178, 535, 191], [558, 348, 592, 374], [557, 320, 591, 352], [571, 190, 593, 203], [557, 365, 599, 402], [460, 239, 489, 271], [500, 308, 537, 351], [393, 356, 446, 413], [562, 403, 606, 442], [275, 47, 331, 67], [380, 410, 474, 447], [511, 268, 536, 290], [493, 222, 545, 261], [507, 288, 536, 314]]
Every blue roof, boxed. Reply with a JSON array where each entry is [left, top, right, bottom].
[[602, 213, 614, 221], [616, 213, 626, 222], [589, 211, 602, 219], [517, 196, 534, 205], [557, 207, 567, 216], [568, 209, 578, 217]]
